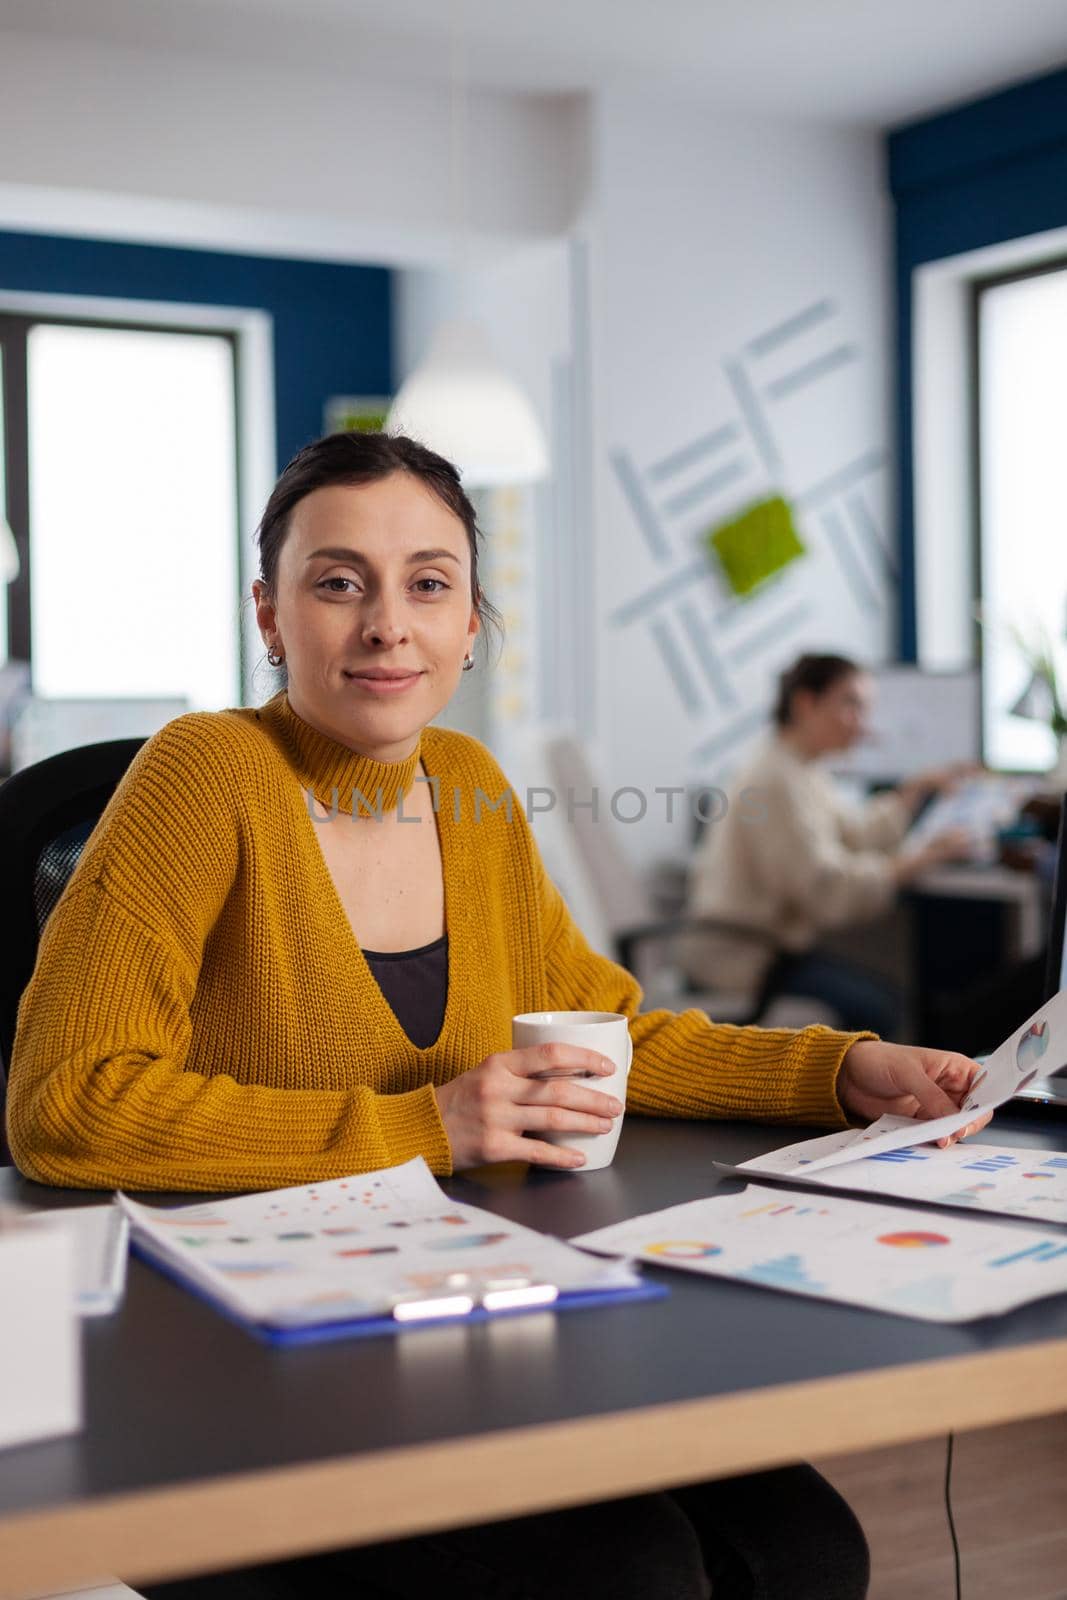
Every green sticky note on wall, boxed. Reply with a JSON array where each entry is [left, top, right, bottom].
[[706, 495, 805, 597]]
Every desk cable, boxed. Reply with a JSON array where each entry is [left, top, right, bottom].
[[945, 1431, 962, 1600]]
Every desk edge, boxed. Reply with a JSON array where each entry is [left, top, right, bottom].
[[3, 1336, 1067, 1595]]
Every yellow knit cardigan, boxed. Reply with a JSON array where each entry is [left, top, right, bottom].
[[7, 692, 861, 1191]]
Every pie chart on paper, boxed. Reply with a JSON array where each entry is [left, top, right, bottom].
[[645, 1241, 722, 1260], [877, 1231, 951, 1249]]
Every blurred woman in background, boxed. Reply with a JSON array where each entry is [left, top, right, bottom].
[[684, 653, 973, 1036]]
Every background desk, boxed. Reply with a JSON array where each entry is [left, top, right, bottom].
[[2, 1112, 1067, 1596], [821, 864, 1048, 1049], [907, 865, 1048, 1050]]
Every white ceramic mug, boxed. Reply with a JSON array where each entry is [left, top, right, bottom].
[[511, 1010, 633, 1171]]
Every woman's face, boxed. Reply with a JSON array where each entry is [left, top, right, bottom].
[[795, 671, 874, 754], [253, 472, 480, 761]]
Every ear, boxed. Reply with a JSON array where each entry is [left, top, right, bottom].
[[252, 579, 277, 633], [466, 597, 482, 647], [791, 687, 817, 722]]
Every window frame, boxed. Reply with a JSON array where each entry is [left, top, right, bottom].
[[0, 309, 245, 699], [969, 254, 1067, 771]]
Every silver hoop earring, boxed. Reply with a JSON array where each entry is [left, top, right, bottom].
[[462, 654, 474, 672], [267, 647, 285, 667]]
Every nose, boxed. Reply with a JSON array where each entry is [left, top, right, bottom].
[[361, 590, 410, 650]]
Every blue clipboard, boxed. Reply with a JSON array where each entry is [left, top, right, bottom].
[[131, 1239, 669, 1345]]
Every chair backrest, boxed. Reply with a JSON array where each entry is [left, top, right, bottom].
[[543, 735, 652, 936], [0, 739, 145, 1115]]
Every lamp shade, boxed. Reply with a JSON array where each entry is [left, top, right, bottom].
[[0, 516, 19, 585], [386, 320, 549, 487]]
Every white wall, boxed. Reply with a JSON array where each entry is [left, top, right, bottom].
[[586, 92, 894, 871], [0, 24, 897, 899], [0, 30, 586, 263], [392, 94, 896, 920]]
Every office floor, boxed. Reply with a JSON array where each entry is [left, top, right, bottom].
[[821, 1411, 1067, 1598]]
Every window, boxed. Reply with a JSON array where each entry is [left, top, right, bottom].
[[0, 313, 242, 711], [975, 264, 1067, 772]]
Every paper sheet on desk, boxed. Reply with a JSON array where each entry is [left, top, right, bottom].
[[120, 1158, 643, 1332], [718, 1139, 1067, 1227], [737, 988, 1067, 1180], [572, 1183, 1067, 1322]]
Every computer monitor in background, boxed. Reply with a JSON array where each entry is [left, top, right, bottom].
[[1014, 793, 1067, 1109], [1046, 797, 1067, 1001], [9, 697, 189, 771], [830, 666, 981, 784]]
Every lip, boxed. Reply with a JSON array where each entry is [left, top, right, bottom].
[[344, 669, 424, 695]]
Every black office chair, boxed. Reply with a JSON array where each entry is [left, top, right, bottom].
[[0, 738, 146, 1157]]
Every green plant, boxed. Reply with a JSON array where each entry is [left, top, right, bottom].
[[1005, 617, 1067, 739]]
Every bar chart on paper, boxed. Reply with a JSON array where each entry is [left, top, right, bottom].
[[572, 1183, 1067, 1322], [737, 1141, 1067, 1227]]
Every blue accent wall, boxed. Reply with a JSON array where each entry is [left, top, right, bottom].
[[0, 229, 392, 471], [889, 64, 1067, 659]]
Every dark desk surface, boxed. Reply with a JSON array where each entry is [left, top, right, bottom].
[[3, 1111, 1067, 1594]]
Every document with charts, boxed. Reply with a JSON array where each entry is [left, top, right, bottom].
[[572, 1183, 1067, 1322], [120, 1158, 648, 1342], [730, 989, 1067, 1179], [728, 1139, 1067, 1227]]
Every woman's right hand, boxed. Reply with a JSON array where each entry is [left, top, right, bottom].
[[433, 1046, 624, 1171]]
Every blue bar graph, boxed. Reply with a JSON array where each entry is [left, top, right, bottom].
[[739, 1254, 827, 1292], [988, 1240, 1067, 1269], [962, 1154, 1019, 1173]]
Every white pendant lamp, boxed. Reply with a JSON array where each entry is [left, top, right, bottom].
[[388, 320, 549, 487], [384, 0, 549, 489]]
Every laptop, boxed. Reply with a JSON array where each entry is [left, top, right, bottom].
[[1014, 792, 1067, 1108]]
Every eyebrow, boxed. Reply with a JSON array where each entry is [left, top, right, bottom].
[[306, 546, 461, 565]]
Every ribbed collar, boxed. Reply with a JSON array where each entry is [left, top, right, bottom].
[[261, 690, 421, 816]]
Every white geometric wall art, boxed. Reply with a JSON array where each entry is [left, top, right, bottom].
[[607, 298, 897, 773]]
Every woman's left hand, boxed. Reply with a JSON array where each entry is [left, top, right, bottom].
[[837, 1039, 993, 1146]]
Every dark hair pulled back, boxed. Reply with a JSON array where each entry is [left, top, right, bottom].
[[255, 432, 500, 664], [773, 653, 860, 727]]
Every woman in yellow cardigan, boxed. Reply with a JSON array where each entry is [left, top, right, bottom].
[[7, 432, 984, 1600]]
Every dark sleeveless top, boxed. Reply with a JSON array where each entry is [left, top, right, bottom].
[[361, 935, 449, 1050]]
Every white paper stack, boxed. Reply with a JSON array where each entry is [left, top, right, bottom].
[[120, 1158, 643, 1338], [20, 1202, 129, 1316], [0, 1209, 82, 1449]]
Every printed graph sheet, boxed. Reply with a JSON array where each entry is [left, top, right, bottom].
[[733, 989, 1067, 1178], [572, 1183, 1067, 1322], [121, 1158, 637, 1330], [734, 1139, 1067, 1228]]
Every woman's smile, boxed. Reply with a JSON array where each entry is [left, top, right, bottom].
[[343, 667, 425, 695]]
